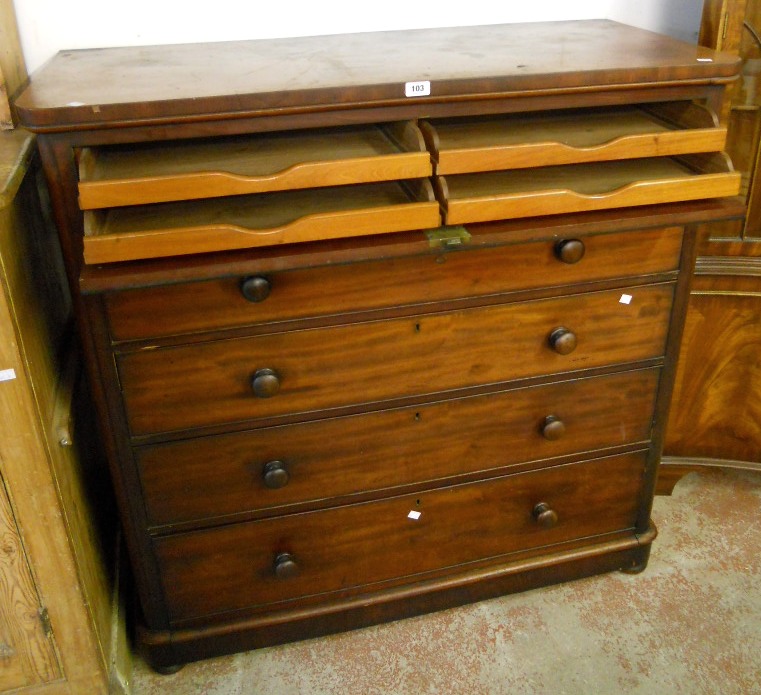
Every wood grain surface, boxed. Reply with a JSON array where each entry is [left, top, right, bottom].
[[14, 21, 739, 131], [137, 368, 659, 528], [78, 123, 432, 208], [11, 18, 738, 669], [0, 478, 60, 690], [0, 129, 110, 693], [83, 181, 441, 263], [155, 451, 646, 622], [104, 225, 684, 342], [0, 0, 27, 130], [118, 283, 674, 436], [441, 156, 740, 225], [666, 275, 761, 461], [423, 102, 726, 174]]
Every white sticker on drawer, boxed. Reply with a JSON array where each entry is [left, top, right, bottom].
[[405, 81, 431, 97], [408, 510, 422, 520], [619, 294, 633, 305], [0, 368, 17, 382]]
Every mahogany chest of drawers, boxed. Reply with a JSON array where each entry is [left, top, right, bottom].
[[14, 20, 743, 669]]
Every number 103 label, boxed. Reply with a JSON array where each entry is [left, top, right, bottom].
[[405, 80, 431, 97]]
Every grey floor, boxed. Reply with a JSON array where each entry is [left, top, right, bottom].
[[130, 468, 761, 694]]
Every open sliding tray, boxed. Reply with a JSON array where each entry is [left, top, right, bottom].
[[437, 154, 741, 225], [78, 122, 432, 209], [421, 102, 727, 175], [83, 179, 440, 264]]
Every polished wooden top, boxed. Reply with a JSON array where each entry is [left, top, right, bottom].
[[14, 20, 739, 132]]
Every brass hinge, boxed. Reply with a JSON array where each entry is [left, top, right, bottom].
[[39, 607, 53, 637], [424, 225, 472, 249]]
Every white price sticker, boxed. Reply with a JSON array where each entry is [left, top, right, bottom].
[[619, 294, 633, 305], [0, 369, 17, 382], [408, 510, 422, 520], [405, 81, 431, 98]]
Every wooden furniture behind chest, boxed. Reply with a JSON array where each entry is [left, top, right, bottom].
[[0, 130, 115, 694], [14, 20, 744, 669], [660, 0, 761, 489], [1, 7, 128, 689]]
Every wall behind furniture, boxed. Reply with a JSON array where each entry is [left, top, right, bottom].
[[15, 0, 704, 75]]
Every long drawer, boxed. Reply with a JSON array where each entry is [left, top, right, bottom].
[[137, 368, 659, 527], [105, 226, 684, 342], [118, 283, 674, 436], [154, 451, 646, 623]]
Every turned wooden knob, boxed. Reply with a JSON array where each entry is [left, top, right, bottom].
[[555, 239, 586, 264], [263, 460, 289, 489], [540, 415, 566, 440], [252, 368, 280, 398], [274, 552, 299, 579], [532, 502, 559, 528], [240, 275, 271, 303], [549, 327, 577, 355]]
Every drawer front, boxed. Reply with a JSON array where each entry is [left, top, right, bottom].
[[118, 284, 673, 435], [105, 226, 683, 342], [118, 283, 673, 436], [155, 451, 645, 622], [138, 369, 659, 526], [119, 284, 673, 435]]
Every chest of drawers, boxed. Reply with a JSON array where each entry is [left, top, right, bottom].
[[14, 20, 744, 669]]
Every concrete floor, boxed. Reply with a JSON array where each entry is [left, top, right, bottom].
[[130, 468, 761, 694]]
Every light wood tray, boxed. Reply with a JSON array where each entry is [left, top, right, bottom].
[[83, 180, 441, 264], [421, 103, 726, 175], [438, 154, 741, 225], [78, 122, 432, 209]]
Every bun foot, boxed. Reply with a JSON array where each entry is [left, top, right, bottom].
[[620, 544, 652, 574], [152, 663, 184, 675]]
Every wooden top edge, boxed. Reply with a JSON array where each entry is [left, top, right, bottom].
[[0, 129, 35, 207], [15, 20, 741, 132]]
